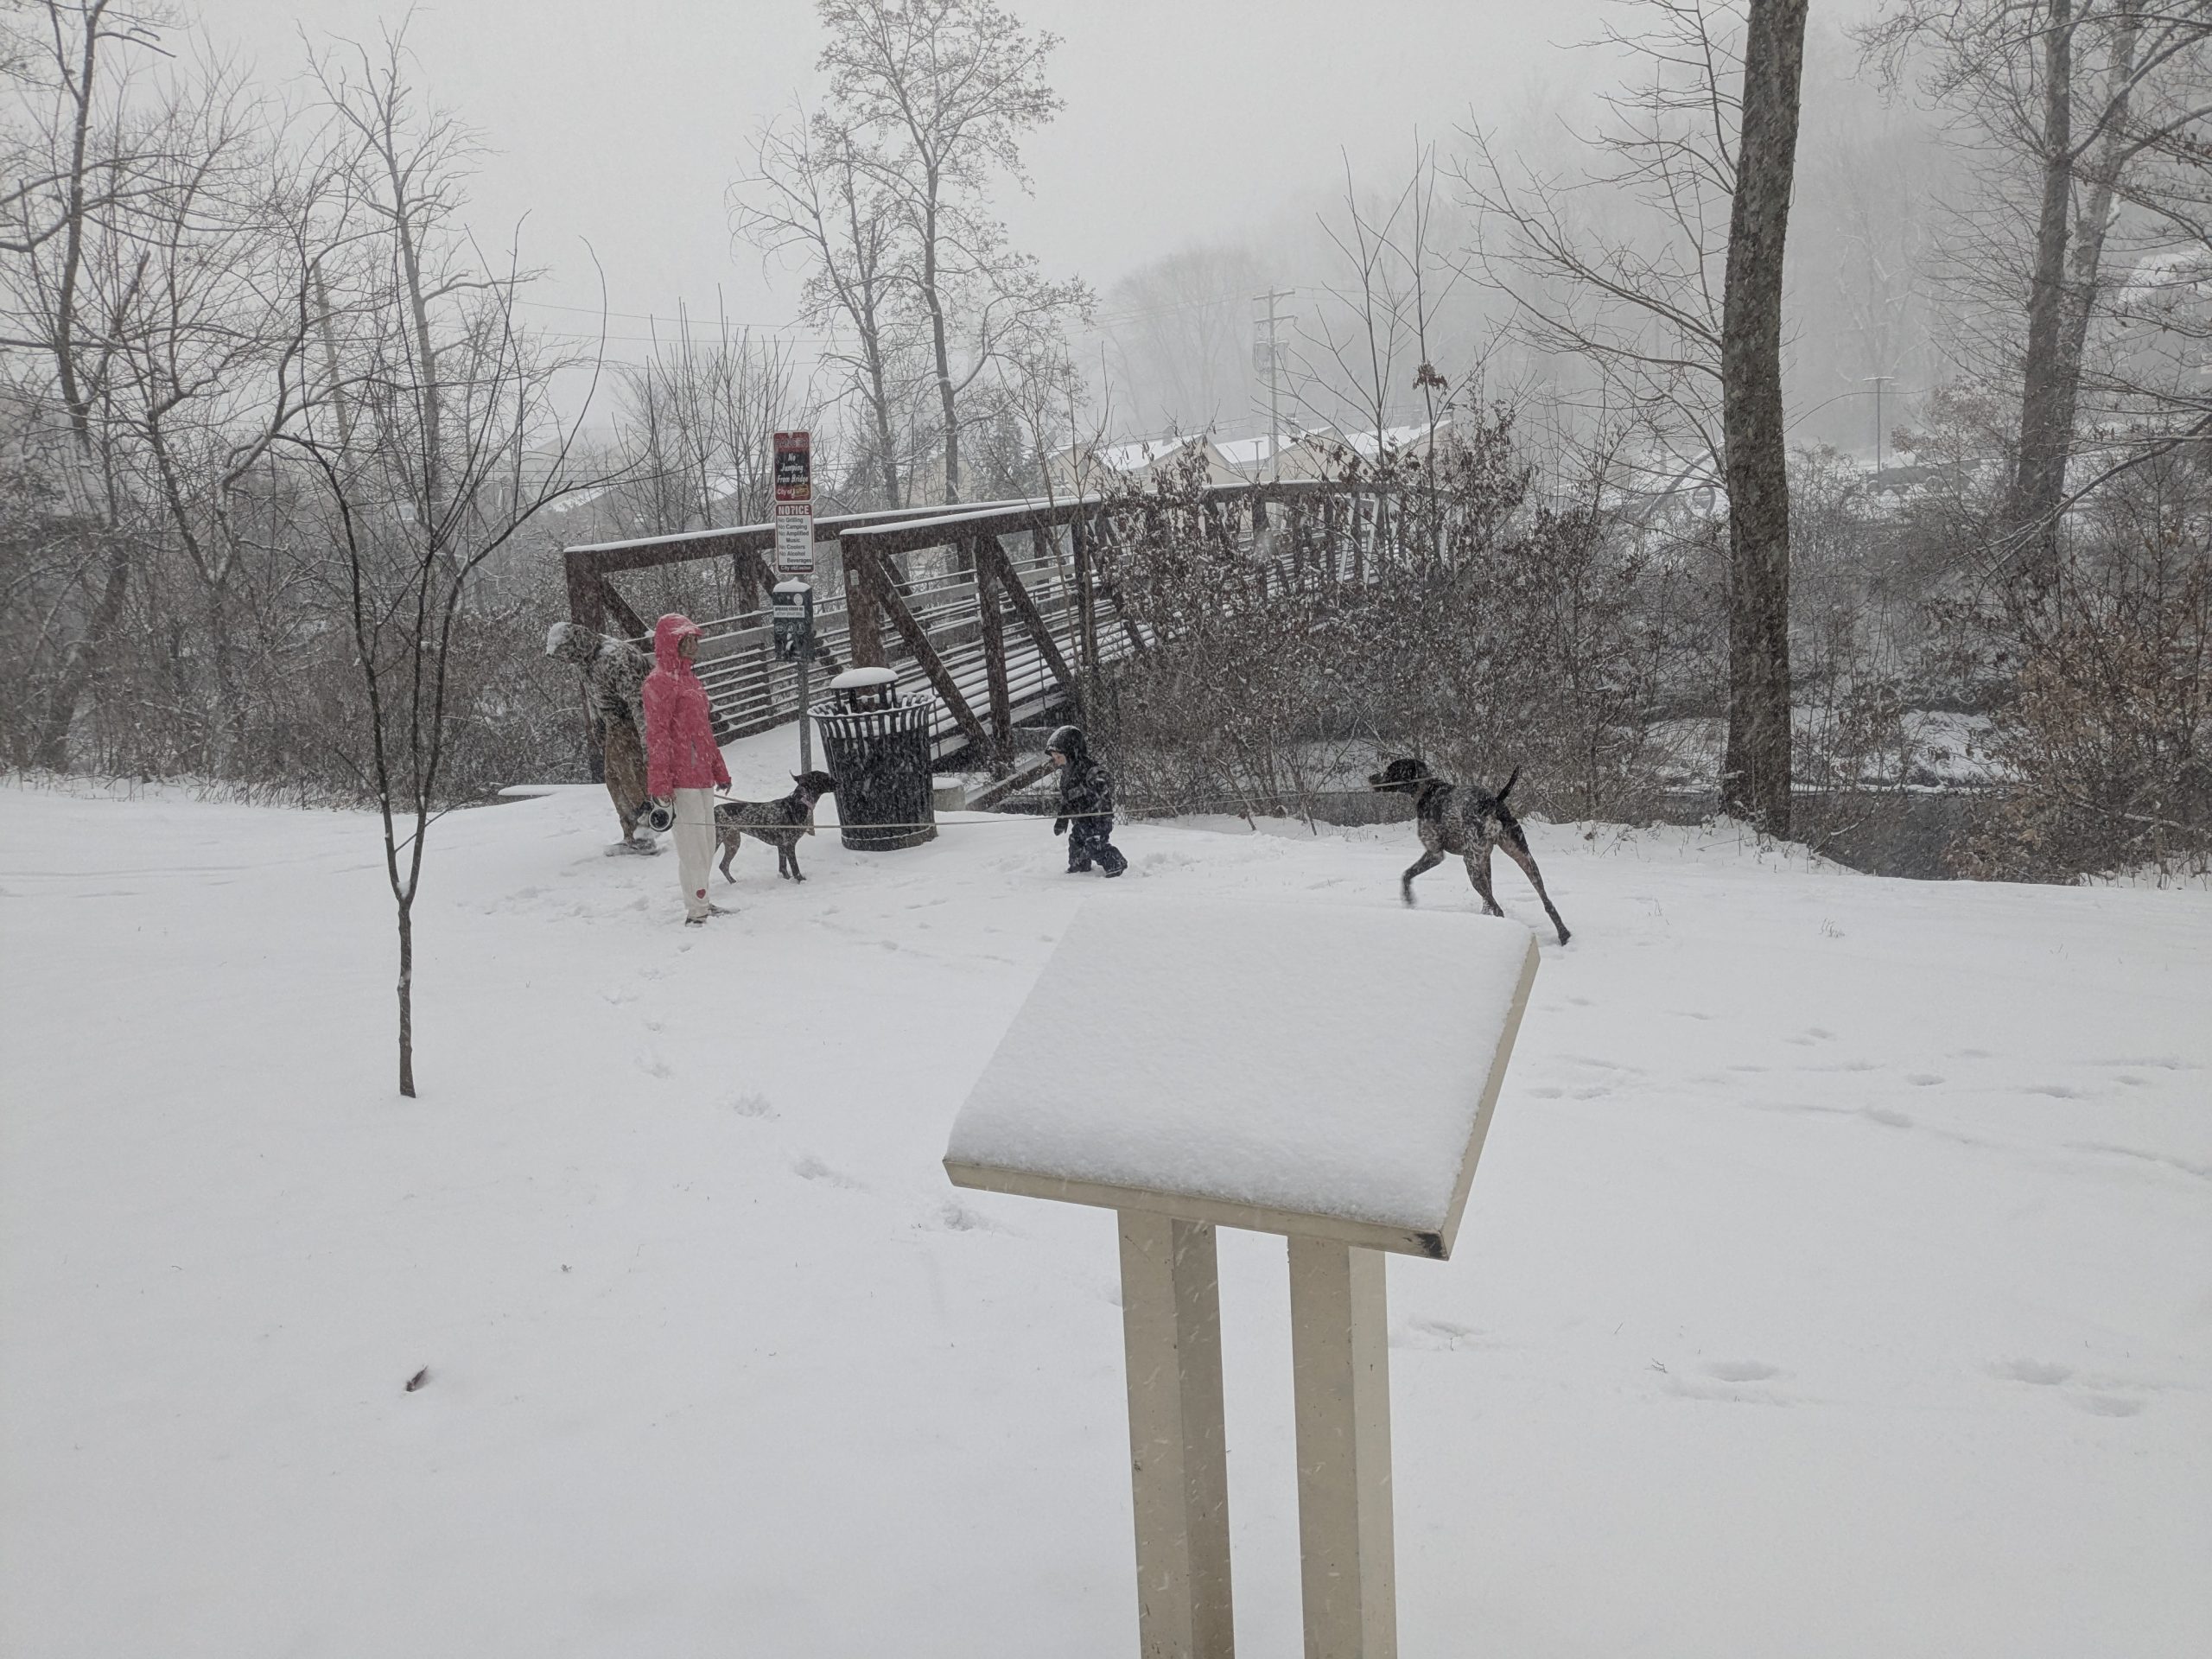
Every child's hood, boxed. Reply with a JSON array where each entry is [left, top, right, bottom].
[[652, 613, 702, 673]]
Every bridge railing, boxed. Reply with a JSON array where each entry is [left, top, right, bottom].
[[562, 480, 1352, 771]]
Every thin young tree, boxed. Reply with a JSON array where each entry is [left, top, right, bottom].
[[294, 28, 596, 1096]]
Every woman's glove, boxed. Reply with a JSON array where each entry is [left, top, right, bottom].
[[1053, 817, 1068, 836]]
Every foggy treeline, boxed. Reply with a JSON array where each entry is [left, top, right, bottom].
[[4, 0, 2209, 881]]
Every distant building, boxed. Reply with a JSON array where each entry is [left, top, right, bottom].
[[1046, 433, 1242, 495]]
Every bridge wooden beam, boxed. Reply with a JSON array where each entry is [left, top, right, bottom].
[[1071, 512, 1100, 672], [974, 537, 1015, 772], [597, 578, 650, 640], [563, 550, 604, 633], [987, 537, 1077, 695], [842, 540, 887, 669], [866, 550, 994, 755]]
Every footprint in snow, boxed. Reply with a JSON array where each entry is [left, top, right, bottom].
[[1861, 1107, 1913, 1128], [790, 1153, 865, 1191], [1703, 1359, 1782, 1383], [919, 1198, 1004, 1234], [2025, 1083, 2082, 1099], [1395, 1315, 1486, 1352], [1988, 1357, 2071, 1386], [728, 1091, 777, 1119], [1905, 1073, 1944, 1087], [636, 1052, 674, 1080], [2070, 1392, 2141, 1418]]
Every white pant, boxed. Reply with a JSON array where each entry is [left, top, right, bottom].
[[671, 788, 717, 920]]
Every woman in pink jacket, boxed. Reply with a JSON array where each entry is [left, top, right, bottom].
[[643, 613, 731, 925]]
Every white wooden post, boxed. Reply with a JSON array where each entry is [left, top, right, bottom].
[[1118, 1211, 1236, 1659], [946, 901, 1541, 1657], [1288, 1238, 1395, 1659]]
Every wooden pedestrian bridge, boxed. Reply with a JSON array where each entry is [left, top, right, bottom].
[[561, 478, 1389, 773]]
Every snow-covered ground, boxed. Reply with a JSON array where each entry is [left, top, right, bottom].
[[3, 737, 2208, 1658]]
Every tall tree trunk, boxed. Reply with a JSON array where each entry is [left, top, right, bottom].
[[863, 334, 903, 509], [2005, 0, 2082, 592], [34, 531, 130, 768], [37, 3, 130, 766], [397, 898, 415, 1098], [2011, 2, 2141, 588], [920, 196, 961, 504], [1719, 0, 1810, 837]]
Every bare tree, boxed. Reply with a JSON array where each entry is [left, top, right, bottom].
[[1095, 242, 1268, 438], [736, 105, 914, 509], [813, 0, 1084, 503], [1867, 0, 2212, 586], [608, 308, 798, 535], [1458, 0, 1741, 486], [0, 1, 184, 763], [92, 58, 329, 770], [1296, 143, 1466, 454], [1462, 0, 1804, 833], [294, 27, 595, 1097]]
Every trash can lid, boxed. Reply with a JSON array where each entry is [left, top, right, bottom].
[[772, 578, 811, 596], [830, 666, 899, 690]]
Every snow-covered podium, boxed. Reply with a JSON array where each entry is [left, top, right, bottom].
[[944, 897, 1540, 1659]]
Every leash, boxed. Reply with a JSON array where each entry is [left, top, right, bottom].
[[696, 789, 1411, 837]]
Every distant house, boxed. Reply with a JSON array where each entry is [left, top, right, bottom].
[[1264, 422, 1444, 482], [1046, 433, 1242, 495]]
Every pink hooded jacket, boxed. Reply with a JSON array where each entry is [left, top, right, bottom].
[[642, 614, 730, 796]]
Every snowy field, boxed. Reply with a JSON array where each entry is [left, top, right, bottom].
[[3, 737, 2208, 1658]]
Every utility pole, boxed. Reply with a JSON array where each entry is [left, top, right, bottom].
[[1253, 289, 1294, 480], [1863, 375, 1894, 480]]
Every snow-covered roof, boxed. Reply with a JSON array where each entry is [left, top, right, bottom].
[[1092, 434, 1217, 473], [2118, 247, 2212, 311], [1332, 422, 1438, 459], [1214, 434, 1303, 468]]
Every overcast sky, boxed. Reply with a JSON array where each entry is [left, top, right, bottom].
[[207, 2, 1624, 349]]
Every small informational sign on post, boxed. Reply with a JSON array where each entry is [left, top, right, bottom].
[[773, 430, 814, 575]]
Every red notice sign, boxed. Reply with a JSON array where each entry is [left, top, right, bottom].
[[772, 430, 814, 574], [773, 431, 811, 503]]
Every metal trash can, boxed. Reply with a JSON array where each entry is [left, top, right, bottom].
[[814, 668, 938, 851]]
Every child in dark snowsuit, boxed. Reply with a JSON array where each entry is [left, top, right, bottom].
[[1048, 724, 1127, 877]]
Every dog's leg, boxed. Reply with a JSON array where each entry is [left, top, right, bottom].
[[1463, 843, 1507, 918], [1399, 848, 1445, 906], [718, 834, 738, 883], [1498, 830, 1572, 944], [778, 842, 795, 880], [786, 838, 804, 881]]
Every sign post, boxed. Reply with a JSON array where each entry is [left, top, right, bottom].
[[773, 432, 816, 770]]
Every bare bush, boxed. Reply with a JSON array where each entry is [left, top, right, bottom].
[[1948, 452, 2212, 879], [1090, 418, 1718, 826]]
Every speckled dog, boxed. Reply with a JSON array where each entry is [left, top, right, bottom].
[[715, 771, 837, 882], [1368, 757, 1571, 944]]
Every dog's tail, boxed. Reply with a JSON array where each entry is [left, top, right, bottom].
[[1496, 766, 1521, 803]]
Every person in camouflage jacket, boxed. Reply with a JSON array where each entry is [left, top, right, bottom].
[[1047, 724, 1127, 877], [546, 621, 655, 844]]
